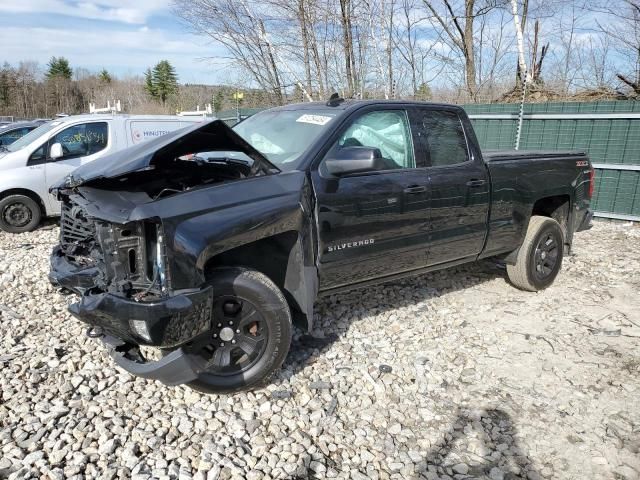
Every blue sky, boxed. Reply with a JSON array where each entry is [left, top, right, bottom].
[[0, 1, 227, 84]]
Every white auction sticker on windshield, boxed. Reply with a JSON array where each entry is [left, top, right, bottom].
[[296, 114, 333, 126]]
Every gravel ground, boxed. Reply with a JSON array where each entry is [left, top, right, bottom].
[[1, 221, 639, 480]]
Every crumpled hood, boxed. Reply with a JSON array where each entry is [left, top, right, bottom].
[[60, 119, 278, 188]]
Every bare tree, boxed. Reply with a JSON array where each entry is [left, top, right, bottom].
[[589, 0, 640, 94], [174, 0, 286, 103], [421, 0, 506, 99]]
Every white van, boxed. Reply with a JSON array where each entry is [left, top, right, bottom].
[[0, 114, 204, 232]]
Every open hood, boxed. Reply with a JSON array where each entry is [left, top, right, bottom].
[[61, 119, 279, 188]]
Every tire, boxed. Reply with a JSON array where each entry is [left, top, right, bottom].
[[0, 194, 42, 233], [507, 215, 564, 292], [185, 267, 292, 394]]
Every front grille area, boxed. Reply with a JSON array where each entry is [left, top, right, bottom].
[[58, 197, 166, 298], [60, 200, 96, 248]]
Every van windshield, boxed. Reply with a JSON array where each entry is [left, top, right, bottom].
[[5, 121, 58, 152]]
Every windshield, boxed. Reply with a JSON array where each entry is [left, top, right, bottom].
[[6, 121, 57, 152], [232, 109, 338, 169]]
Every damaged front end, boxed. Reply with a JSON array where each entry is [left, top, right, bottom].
[[48, 120, 281, 385]]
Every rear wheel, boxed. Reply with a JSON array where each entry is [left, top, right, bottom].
[[507, 215, 564, 291], [185, 267, 292, 394], [0, 194, 42, 233]]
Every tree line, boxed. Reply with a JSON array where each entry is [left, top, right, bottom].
[[2, 0, 639, 118], [0, 57, 274, 119]]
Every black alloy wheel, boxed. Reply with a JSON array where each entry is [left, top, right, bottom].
[[507, 215, 564, 291], [532, 231, 560, 281], [194, 296, 269, 376], [183, 267, 292, 394]]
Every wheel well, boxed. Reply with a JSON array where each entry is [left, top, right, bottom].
[[0, 188, 47, 216], [203, 231, 309, 329], [532, 195, 570, 235]]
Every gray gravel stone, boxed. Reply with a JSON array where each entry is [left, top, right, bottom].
[[0, 222, 638, 480]]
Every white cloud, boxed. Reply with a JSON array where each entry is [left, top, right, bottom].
[[0, 25, 228, 83], [0, 0, 169, 24]]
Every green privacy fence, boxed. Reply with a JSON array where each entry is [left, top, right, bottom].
[[464, 101, 640, 221], [216, 101, 640, 221]]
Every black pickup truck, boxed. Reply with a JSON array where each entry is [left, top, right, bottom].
[[49, 100, 594, 393]]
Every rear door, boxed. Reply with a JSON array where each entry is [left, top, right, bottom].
[[126, 119, 186, 146], [412, 107, 490, 265], [312, 106, 430, 290]]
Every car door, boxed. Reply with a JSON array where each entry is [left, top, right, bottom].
[[312, 107, 431, 290], [28, 122, 109, 213], [412, 107, 490, 265], [0, 126, 34, 146]]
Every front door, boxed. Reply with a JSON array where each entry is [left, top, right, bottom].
[[39, 122, 109, 212], [312, 107, 430, 290], [412, 108, 490, 265]]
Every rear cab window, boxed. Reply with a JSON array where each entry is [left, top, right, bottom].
[[413, 109, 470, 167]]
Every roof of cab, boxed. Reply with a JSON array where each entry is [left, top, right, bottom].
[[261, 99, 465, 114]]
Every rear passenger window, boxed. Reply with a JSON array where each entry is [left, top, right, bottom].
[[419, 110, 469, 167]]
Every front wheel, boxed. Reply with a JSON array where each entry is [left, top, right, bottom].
[[184, 267, 292, 394], [507, 215, 564, 292], [0, 194, 42, 233]]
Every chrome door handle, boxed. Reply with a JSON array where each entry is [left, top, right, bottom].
[[403, 185, 427, 194], [466, 179, 486, 187]]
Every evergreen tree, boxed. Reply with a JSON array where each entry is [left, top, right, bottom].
[[212, 91, 224, 113], [0, 63, 12, 107], [415, 82, 432, 101], [98, 69, 112, 84], [46, 57, 72, 80], [144, 68, 156, 98], [149, 60, 178, 105]]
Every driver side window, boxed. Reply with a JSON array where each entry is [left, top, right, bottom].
[[47, 122, 109, 162], [334, 110, 415, 170]]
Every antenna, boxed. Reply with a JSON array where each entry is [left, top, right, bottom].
[[326, 93, 344, 107]]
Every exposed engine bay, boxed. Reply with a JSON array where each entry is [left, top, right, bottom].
[[83, 155, 253, 201]]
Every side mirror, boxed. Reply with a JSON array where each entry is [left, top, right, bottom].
[[50, 143, 63, 160], [325, 146, 386, 176]]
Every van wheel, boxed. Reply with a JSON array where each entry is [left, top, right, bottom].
[[0, 194, 42, 233], [507, 215, 564, 292], [184, 267, 292, 394]]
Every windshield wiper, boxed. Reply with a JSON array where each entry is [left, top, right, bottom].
[[195, 155, 250, 167], [0, 145, 8, 152]]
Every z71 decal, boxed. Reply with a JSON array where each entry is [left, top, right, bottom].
[[327, 239, 375, 253]]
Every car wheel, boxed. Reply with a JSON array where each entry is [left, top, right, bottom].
[[507, 215, 564, 292], [0, 194, 42, 233], [184, 267, 292, 394]]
